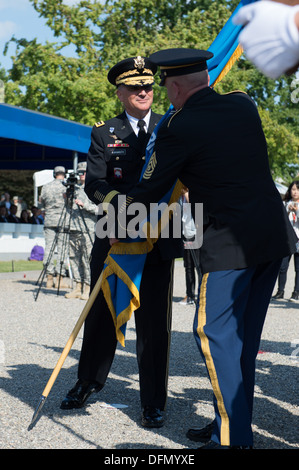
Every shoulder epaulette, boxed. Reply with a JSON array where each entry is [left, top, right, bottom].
[[167, 108, 182, 128], [95, 120, 105, 127], [223, 90, 247, 96]]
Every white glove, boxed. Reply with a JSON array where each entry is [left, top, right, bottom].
[[234, 1, 299, 79]]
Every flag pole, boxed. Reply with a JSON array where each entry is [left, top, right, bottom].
[[28, 271, 103, 430]]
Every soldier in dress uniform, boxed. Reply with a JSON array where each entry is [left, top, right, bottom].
[[60, 56, 183, 428], [65, 161, 97, 301], [40, 166, 68, 288], [98, 48, 297, 448]]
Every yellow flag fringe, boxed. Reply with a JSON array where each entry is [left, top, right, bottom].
[[101, 255, 141, 346], [213, 44, 244, 87]]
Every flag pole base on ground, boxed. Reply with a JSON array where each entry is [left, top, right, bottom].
[[28, 272, 103, 430], [28, 396, 47, 430]]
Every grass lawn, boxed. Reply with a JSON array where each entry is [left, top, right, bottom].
[[0, 260, 43, 273]]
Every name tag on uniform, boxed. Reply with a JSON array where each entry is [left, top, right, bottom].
[[114, 168, 123, 179], [111, 149, 126, 156]]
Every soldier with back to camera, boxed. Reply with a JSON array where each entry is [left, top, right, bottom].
[[40, 166, 68, 289], [100, 48, 297, 448], [65, 161, 97, 301]]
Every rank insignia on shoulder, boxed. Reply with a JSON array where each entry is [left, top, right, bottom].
[[95, 120, 105, 127], [223, 90, 247, 96], [167, 108, 182, 128]]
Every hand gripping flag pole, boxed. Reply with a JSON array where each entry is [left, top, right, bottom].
[[28, 271, 103, 429]]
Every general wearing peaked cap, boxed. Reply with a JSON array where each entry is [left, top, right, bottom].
[[107, 56, 157, 87], [149, 48, 214, 86]]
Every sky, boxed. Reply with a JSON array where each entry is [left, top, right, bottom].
[[0, 0, 80, 71]]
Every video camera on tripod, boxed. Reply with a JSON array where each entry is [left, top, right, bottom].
[[34, 162, 90, 301], [63, 170, 83, 197], [63, 168, 86, 186]]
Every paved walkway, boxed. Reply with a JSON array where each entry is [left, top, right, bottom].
[[0, 261, 298, 450]]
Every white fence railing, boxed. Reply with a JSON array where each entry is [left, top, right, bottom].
[[0, 223, 45, 260]]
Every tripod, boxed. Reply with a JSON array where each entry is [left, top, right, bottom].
[[35, 184, 92, 301]]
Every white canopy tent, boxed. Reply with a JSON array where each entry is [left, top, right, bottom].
[[33, 170, 54, 206]]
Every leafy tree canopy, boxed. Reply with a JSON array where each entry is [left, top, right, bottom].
[[1, 0, 298, 180]]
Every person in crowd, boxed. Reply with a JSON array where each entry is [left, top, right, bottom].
[[3, 192, 11, 214], [29, 206, 44, 225], [60, 55, 182, 429], [20, 209, 30, 224], [0, 204, 8, 222], [40, 166, 69, 289], [180, 187, 201, 306], [12, 196, 23, 218], [37, 209, 45, 224], [65, 162, 97, 301], [102, 48, 297, 448], [272, 180, 299, 301], [234, 1, 299, 79], [6, 204, 20, 223]]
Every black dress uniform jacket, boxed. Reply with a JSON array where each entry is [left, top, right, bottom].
[[85, 110, 182, 261], [106, 87, 296, 272], [81, 110, 182, 410]]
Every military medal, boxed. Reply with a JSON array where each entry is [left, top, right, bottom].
[[107, 143, 129, 147]]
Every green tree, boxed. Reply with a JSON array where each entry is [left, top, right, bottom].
[[0, 170, 36, 208], [258, 108, 299, 180], [2, 0, 298, 179]]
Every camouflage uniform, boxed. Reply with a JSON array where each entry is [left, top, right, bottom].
[[40, 177, 68, 278], [66, 183, 97, 287]]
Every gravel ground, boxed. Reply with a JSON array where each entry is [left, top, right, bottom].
[[0, 260, 298, 451]]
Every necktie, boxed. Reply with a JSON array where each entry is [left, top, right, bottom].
[[137, 119, 147, 147]]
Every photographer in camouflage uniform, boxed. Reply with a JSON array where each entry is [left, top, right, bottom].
[[40, 166, 69, 289], [65, 162, 97, 300]]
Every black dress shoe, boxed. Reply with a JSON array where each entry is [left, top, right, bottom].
[[186, 420, 214, 442], [199, 440, 252, 450], [271, 290, 284, 300], [60, 379, 102, 410], [198, 440, 229, 449], [141, 406, 164, 428]]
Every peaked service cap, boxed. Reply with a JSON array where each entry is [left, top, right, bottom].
[[149, 48, 214, 85], [108, 56, 157, 87]]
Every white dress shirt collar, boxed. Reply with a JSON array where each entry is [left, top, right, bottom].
[[126, 110, 151, 136]]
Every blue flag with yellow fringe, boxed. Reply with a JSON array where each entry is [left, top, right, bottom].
[[100, 0, 258, 347]]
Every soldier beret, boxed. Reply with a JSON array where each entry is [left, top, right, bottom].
[[108, 56, 157, 87], [149, 48, 214, 86]]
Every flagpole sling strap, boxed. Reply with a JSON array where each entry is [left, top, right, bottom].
[[29, 271, 103, 429]]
